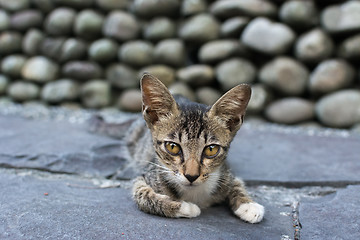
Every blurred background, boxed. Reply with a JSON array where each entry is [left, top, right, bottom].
[[0, 0, 359, 129]]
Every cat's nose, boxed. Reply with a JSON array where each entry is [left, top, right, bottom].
[[185, 174, 199, 183]]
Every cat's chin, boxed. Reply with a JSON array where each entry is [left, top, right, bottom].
[[182, 182, 203, 188], [183, 183, 197, 187]]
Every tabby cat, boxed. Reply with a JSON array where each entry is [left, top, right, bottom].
[[130, 74, 264, 223]]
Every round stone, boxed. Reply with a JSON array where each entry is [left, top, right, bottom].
[[309, 59, 355, 94], [220, 17, 249, 38], [169, 82, 196, 101], [259, 57, 309, 96], [117, 89, 142, 112], [247, 84, 272, 114], [40, 37, 66, 60], [55, 0, 94, 8], [22, 56, 59, 83], [41, 79, 79, 103], [321, 1, 360, 33], [132, 0, 180, 18], [210, 0, 277, 18], [7, 81, 39, 102], [245, 116, 266, 124], [106, 64, 138, 89], [119, 41, 154, 67], [181, 0, 207, 16], [0, 75, 9, 95], [315, 90, 360, 128], [96, 0, 129, 10], [74, 10, 104, 40], [23, 101, 48, 108], [103, 11, 140, 41], [179, 14, 220, 43], [196, 87, 221, 106], [0, 10, 10, 31], [10, 10, 43, 31], [351, 123, 360, 135], [81, 80, 111, 108], [45, 8, 76, 36], [22, 29, 44, 56], [1, 55, 27, 78], [176, 65, 214, 87], [216, 58, 256, 91], [59, 38, 87, 62], [31, 0, 56, 13], [62, 61, 103, 81], [143, 18, 176, 41], [0, 32, 22, 55], [0, 0, 30, 12], [89, 38, 118, 62], [199, 40, 249, 64], [241, 17, 296, 55], [265, 98, 315, 124], [338, 34, 360, 60], [279, 0, 318, 29], [295, 29, 334, 63], [154, 39, 185, 67], [139, 65, 175, 87], [0, 97, 12, 104]]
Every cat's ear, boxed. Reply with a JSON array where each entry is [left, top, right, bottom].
[[208, 84, 251, 132], [140, 73, 179, 126]]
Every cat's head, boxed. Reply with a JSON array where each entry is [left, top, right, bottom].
[[140, 74, 251, 187]]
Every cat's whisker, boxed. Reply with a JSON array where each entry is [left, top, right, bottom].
[[159, 170, 174, 175], [148, 168, 173, 175], [147, 161, 172, 171]]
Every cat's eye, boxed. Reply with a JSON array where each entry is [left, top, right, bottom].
[[203, 145, 220, 158], [165, 142, 181, 155]]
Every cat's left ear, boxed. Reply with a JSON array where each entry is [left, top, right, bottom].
[[208, 84, 251, 132], [140, 73, 179, 126]]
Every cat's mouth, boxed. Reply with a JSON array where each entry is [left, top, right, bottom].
[[183, 182, 201, 187]]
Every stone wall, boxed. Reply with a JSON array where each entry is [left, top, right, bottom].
[[0, 0, 360, 129]]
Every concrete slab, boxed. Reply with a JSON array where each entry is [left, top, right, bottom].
[[299, 185, 360, 240], [2, 111, 359, 239], [0, 116, 134, 179], [229, 127, 360, 186], [0, 170, 293, 240]]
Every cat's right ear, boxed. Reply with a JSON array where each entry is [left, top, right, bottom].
[[140, 74, 179, 126]]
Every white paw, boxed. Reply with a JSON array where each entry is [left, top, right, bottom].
[[176, 201, 201, 218], [235, 202, 264, 223]]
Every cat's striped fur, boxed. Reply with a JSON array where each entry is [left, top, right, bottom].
[[93, 74, 264, 223]]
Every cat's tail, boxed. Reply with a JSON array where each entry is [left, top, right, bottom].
[[87, 114, 138, 139]]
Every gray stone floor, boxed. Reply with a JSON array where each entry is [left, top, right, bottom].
[[1, 104, 359, 240]]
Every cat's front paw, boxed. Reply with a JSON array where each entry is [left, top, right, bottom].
[[235, 202, 264, 223], [176, 201, 201, 218]]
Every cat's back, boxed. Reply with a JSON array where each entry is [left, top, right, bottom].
[[123, 117, 154, 168]]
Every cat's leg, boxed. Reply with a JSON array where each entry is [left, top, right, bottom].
[[132, 176, 201, 218], [228, 178, 264, 223]]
